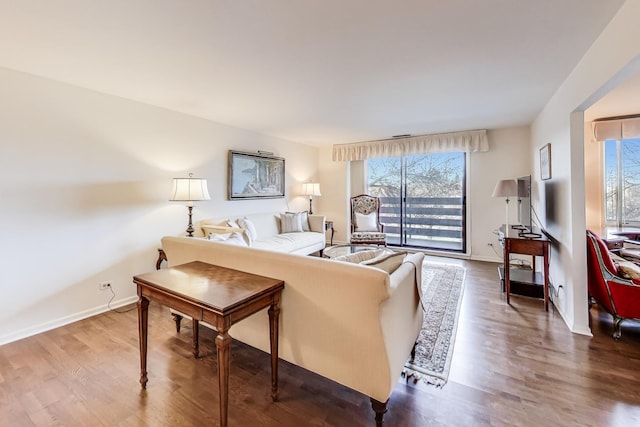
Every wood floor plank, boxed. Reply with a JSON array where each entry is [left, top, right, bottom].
[[1, 258, 640, 426]]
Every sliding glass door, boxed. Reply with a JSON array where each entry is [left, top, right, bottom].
[[367, 153, 466, 252]]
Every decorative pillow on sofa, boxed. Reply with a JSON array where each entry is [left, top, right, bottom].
[[332, 249, 387, 264], [237, 217, 258, 243], [361, 251, 407, 273], [202, 224, 243, 237], [611, 253, 640, 280], [355, 212, 378, 232], [286, 211, 310, 231], [209, 231, 248, 247], [280, 212, 303, 233], [209, 232, 232, 241]]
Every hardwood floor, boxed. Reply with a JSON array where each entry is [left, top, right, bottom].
[[1, 258, 640, 426]]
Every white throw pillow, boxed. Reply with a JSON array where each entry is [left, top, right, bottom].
[[225, 231, 249, 247], [361, 251, 407, 273], [238, 217, 258, 243], [355, 212, 378, 232], [209, 232, 232, 241], [208, 231, 249, 247], [332, 249, 387, 264], [280, 212, 303, 233], [286, 211, 310, 232]]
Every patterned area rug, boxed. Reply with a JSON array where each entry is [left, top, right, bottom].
[[403, 262, 466, 387]]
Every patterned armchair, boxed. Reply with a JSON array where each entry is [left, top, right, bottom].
[[350, 194, 387, 246]]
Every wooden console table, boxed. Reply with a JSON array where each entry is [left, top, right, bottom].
[[133, 261, 284, 427], [498, 225, 550, 311]]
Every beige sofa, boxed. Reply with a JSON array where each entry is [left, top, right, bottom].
[[161, 236, 424, 425], [199, 212, 326, 256]]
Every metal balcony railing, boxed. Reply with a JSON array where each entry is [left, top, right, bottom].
[[378, 196, 464, 251]]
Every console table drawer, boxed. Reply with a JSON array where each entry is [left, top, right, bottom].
[[507, 238, 545, 256]]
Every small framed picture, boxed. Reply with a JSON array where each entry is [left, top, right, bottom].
[[540, 143, 551, 180]]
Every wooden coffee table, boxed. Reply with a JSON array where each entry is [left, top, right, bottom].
[[133, 261, 284, 427]]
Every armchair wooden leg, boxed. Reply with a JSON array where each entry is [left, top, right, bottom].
[[410, 341, 417, 362], [370, 398, 388, 427], [613, 316, 623, 340]]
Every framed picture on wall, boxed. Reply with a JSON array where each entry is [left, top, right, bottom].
[[228, 151, 285, 200], [540, 143, 551, 180]]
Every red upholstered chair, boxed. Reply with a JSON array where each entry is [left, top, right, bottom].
[[586, 230, 640, 339]]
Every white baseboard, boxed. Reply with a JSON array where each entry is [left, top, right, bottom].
[[0, 296, 139, 346]]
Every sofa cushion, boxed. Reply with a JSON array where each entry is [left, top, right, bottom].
[[280, 212, 304, 233], [251, 232, 323, 253], [361, 251, 407, 273]]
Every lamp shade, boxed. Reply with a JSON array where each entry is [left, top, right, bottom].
[[170, 176, 211, 202], [302, 182, 321, 197], [492, 179, 517, 198]]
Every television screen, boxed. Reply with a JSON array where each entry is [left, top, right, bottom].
[[517, 175, 531, 230]]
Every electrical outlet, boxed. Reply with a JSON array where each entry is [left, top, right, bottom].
[[99, 281, 112, 290]]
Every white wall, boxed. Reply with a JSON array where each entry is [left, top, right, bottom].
[[316, 126, 532, 260], [0, 67, 318, 344], [531, 0, 640, 334], [471, 127, 532, 261]]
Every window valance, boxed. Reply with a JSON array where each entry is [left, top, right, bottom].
[[332, 129, 489, 161], [592, 116, 640, 141]]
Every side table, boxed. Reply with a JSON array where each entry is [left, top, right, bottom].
[[325, 220, 335, 246], [498, 225, 550, 311], [134, 261, 284, 427]]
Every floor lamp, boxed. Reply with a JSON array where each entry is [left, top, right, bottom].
[[170, 173, 211, 237], [492, 179, 517, 228]]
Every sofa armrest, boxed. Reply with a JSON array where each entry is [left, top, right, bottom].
[[308, 215, 326, 233]]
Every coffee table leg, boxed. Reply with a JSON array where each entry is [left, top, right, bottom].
[[268, 293, 281, 402], [215, 327, 231, 427], [137, 294, 149, 389]]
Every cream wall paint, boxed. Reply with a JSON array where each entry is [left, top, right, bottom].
[[471, 127, 532, 261], [531, 0, 640, 335], [0, 67, 318, 345], [584, 122, 604, 231], [317, 126, 532, 260]]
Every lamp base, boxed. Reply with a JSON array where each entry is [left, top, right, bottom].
[[186, 205, 194, 237], [308, 198, 313, 215]]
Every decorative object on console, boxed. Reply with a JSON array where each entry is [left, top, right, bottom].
[[169, 173, 210, 237], [228, 150, 285, 200], [540, 143, 551, 180], [302, 182, 321, 214], [492, 179, 517, 229], [350, 194, 386, 246]]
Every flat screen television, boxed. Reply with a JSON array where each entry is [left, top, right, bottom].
[[517, 175, 532, 231]]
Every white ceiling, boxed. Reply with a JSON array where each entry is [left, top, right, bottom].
[[0, 0, 626, 146]]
